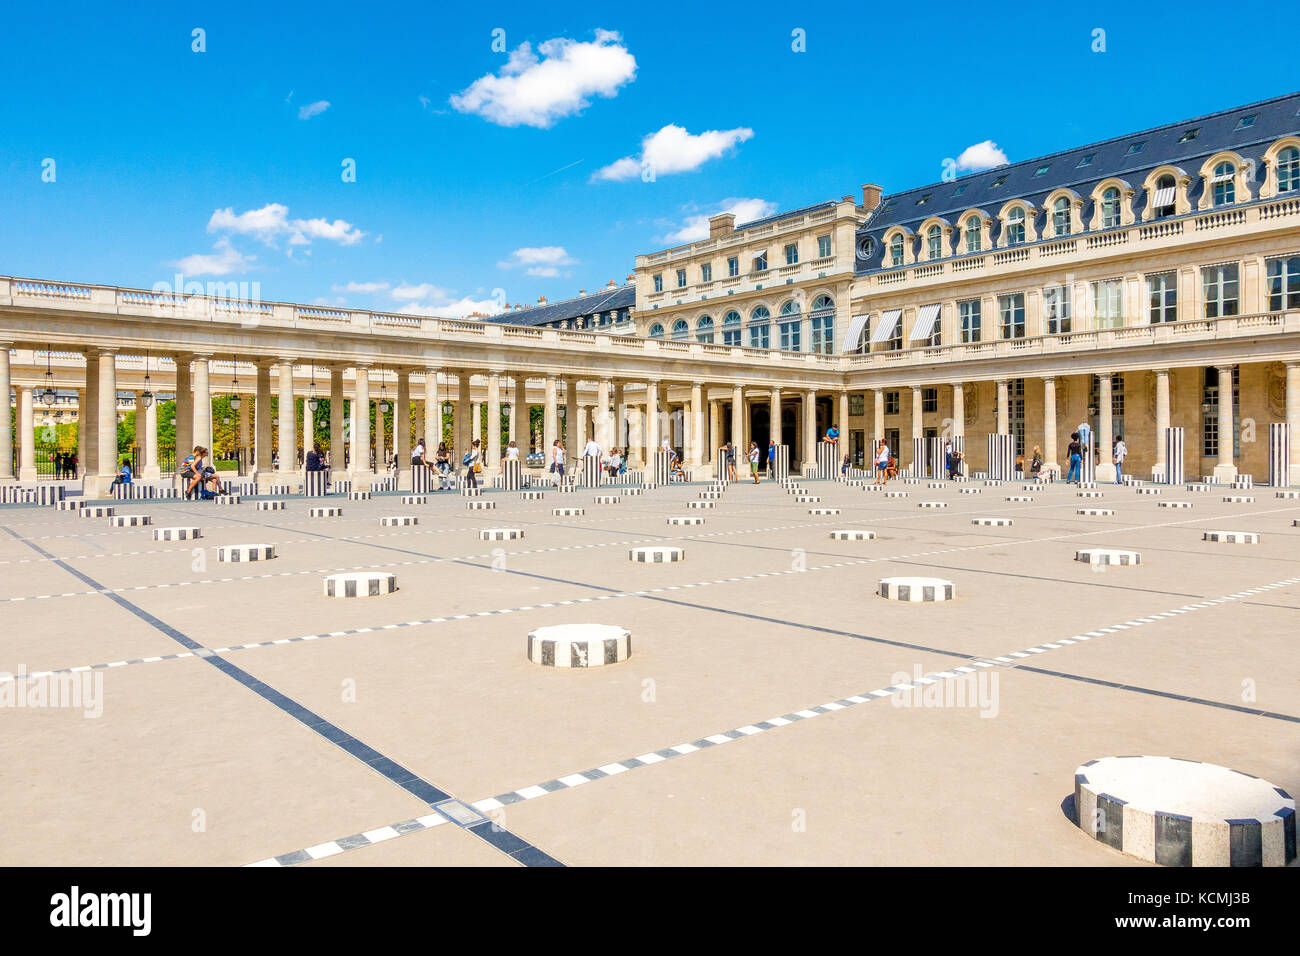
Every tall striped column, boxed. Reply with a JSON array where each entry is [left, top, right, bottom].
[[987, 433, 1014, 480], [654, 450, 671, 485], [817, 440, 837, 480], [582, 455, 601, 487], [926, 437, 943, 479], [501, 458, 522, 491], [772, 444, 790, 480], [1269, 423, 1290, 488], [1164, 426, 1185, 485], [911, 437, 925, 478]]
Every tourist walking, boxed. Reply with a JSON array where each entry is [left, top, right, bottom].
[[1030, 445, 1042, 477], [874, 439, 891, 485], [725, 442, 738, 482], [463, 439, 482, 489], [1113, 435, 1127, 483], [766, 438, 777, 479], [1066, 432, 1083, 484], [550, 438, 566, 484], [747, 441, 760, 484]]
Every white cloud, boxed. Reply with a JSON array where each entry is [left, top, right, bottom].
[[660, 197, 778, 244], [955, 140, 1008, 171], [331, 280, 390, 294], [298, 100, 330, 120], [171, 238, 255, 276], [497, 246, 577, 278], [450, 29, 636, 128], [397, 296, 502, 320], [391, 282, 453, 302], [207, 203, 365, 247], [594, 124, 754, 182]]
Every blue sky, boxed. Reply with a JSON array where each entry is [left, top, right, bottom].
[[1, 1, 1296, 317]]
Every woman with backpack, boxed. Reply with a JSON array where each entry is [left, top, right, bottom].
[[549, 438, 566, 484], [462, 439, 482, 489]]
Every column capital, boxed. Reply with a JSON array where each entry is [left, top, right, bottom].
[[1041, 375, 1055, 384], [277, 357, 297, 367], [1151, 367, 1171, 376]]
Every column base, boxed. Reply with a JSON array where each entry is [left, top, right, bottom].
[[1150, 464, 1167, 481], [18, 468, 38, 482], [142, 466, 161, 480], [1096, 463, 1117, 482], [1041, 461, 1060, 478], [397, 467, 413, 492], [84, 475, 117, 498], [348, 470, 373, 491], [1212, 463, 1238, 482]]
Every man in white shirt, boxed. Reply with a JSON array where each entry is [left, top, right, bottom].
[[583, 437, 601, 458], [1112, 435, 1127, 484]]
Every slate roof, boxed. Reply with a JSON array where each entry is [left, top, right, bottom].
[[484, 284, 635, 327], [855, 91, 1300, 273]]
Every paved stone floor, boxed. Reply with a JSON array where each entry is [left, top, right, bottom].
[[1, 476, 1297, 867]]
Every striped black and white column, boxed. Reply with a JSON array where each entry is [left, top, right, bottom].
[[817, 441, 838, 481], [1268, 423, 1290, 489], [500, 459, 522, 491], [1164, 426, 1185, 485], [303, 471, 329, 496], [771, 443, 790, 481], [581, 456, 602, 488], [986, 434, 1014, 481]]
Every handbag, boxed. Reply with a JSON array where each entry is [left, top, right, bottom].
[[474, 462, 482, 473]]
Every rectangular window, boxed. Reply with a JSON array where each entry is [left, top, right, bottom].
[[885, 428, 900, 462], [652, 274, 663, 292], [922, 388, 938, 413], [754, 251, 768, 272], [810, 314, 834, 354], [818, 235, 832, 258], [1202, 367, 1240, 458], [784, 243, 798, 265], [700, 263, 712, 283], [727, 257, 739, 277], [1147, 272, 1177, 323], [1043, 285, 1071, 334], [722, 326, 741, 347], [884, 391, 900, 415], [779, 321, 801, 352], [1267, 256, 1300, 310], [849, 394, 865, 417], [1202, 263, 1239, 318], [1092, 279, 1124, 329], [998, 293, 1026, 339], [959, 300, 981, 343], [749, 323, 770, 349], [1009, 378, 1026, 457], [676, 268, 686, 288]]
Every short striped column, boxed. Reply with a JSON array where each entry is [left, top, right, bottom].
[[986, 434, 1014, 481], [411, 466, 432, 494], [629, 546, 684, 563], [771, 444, 790, 481], [256, 500, 287, 511], [500, 459, 522, 491], [33, 485, 66, 506], [309, 506, 343, 517], [323, 572, 397, 598], [654, 451, 671, 485], [218, 544, 276, 562], [154, 526, 201, 540], [715, 447, 729, 483], [581, 456, 602, 488], [1163, 426, 1185, 485], [1080, 443, 1096, 484], [911, 437, 926, 480], [110, 514, 151, 527], [817, 441, 838, 480], [1268, 423, 1290, 489], [303, 471, 329, 496], [527, 624, 630, 668]]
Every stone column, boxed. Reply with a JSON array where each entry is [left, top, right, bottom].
[[543, 376, 558, 456], [18, 387, 36, 480], [565, 378, 579, 463], [731, 385, 745, 453], [191, 355, 212, 457], [614, 380, 628, 455], [254, 361, 272, 476], [471, 402, 481, 442], [770, 386, 782, 449], [96, 350, 118, 487], [512, 375, 527, 453], [486, 370, 502, 474], [374, 389, 387, 468], [76, 388, 88, 477], [237, 389, 251, 465], [303, 395, 314, 463], [873, 388, 885, 443], [424, 369, 441, 451], [330, 366, 345, 477], [1287, 362, 1300, 473], [134, 390, 147, 473], [1042, 377, 1059, 476], [395, 369, 411, 488], [353, 366, 370, 485], [996, 379, 1009, 436], [173, 356, 192, 467], [1152, 369, 1171, 480], [277, 359, 296, 481], [0, 346, 13, 481], [84, 354, 100, 477], [951, 383, 965, 440], [709, 399, 721, 461], [144, 391, 159, 479], [596, 379, 612, 450], [911, 386, 923, 441], [456, 373, 471, 455], [838, 391, 849, 445], [802, 388, 817, 467], [645, 381, 660, 461], [689, 383, 704, 468], [1213, 365, 1237, 480], [1097, 373, 1116, 482]]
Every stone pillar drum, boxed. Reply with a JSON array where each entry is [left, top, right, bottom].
[[543, 375, 558, 458], [192, 355, 212, 459], [75, 387, 88, 478], [330, 366, 345, 478], [1042, 376, 1059, 476], [708, 399, 721, 465], [613, 380, 627, 457], [486, 370, 502, 475], [1151, 369, 1171, 480], [0, 346, 12, 482], [254, 361, 272, 477], [395, 369, 411, 489], [96, 351, 118, 488], [770, 386, 782, 450], [996, 379, 1009, 436], [596, 378, 612, 451], [456, 373, 471, 458], [838, 390, 849, 450], [144, 391, 159, 479], [303, 395, 314, 466], [689, 383, 703, 470], [645, 381, 660, 463], [564, 379, 579, 464], [951, 383, 965, 441], [911, 386, 923, 443], [512, 375, 527, 454], [19, 387, 36, 480], [277, 359, 296, 482], [424, 369, 441, 453], [802, 388, 816, 471], [83, 354, 100, 478], [353, 366, 370, 487], [1097, 372, 1116, 482]]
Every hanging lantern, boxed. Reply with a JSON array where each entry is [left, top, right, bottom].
[[307, 365, 319, 412], [39, 349, 57, 405], [228, 356, 242, 411], [141, 349, 154, 408]]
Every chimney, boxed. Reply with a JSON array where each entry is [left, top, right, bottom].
[[626, 272, 635, 283], [538, 295, 547, 304], [579, 288, 586, 296], [606, 278, 616, 288], [708, 212, 736, 239], [861, 184, 883, 211], [840, 194, 855, 204]]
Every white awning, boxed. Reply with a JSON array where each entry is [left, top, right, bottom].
[[870, 308, 902, 343], [752, 250, 767, 260], [842, 313, 870, 352], [908, 303, 942, 341], [1152, 186, 1176, 208], [1211, 169, 1235, 182]]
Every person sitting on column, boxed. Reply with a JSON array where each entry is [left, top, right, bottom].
[[180, 446, 206, 499], [434, 442, 451, 490], [463, 439, 482, 489], [108, 456, 133, 493], [841, 453, 851, 478], [670, 454, 686, 482], [199, 450, 225, 496], [603, 447, 622, 479], [825, 423, 840, 444], [505, 440, 520, 462], [412, 437, 426, 474], [1113, 435, 1127, 484], [306, 441, 326, 478], [874, 439, 891, 485]]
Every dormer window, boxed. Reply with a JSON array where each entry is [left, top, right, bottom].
[[927, 225, 943, 260], [889, 233, 904, 267], [964, 217, 982, 253], [1179, 128, 1201, 143], [916, 193, 932, 205], [1153, 174, 1177, 217], [991, 175, 1007, 187], [1077, 155, 1094, 167], [1235, 114, 1257, 130], [1053, 197, 1072, 236], [1034, 165, 1050, 176], [1006, 207, 1026, 244], [1126, 142, 1145, 155], [954, 185, 968, 196], [1101, 187, 1122, 228], [1212, 162, 1236, 206]]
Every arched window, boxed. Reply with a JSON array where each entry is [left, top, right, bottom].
[[1053, 197, 1072, 236], [649, 323, 665, 338], [964, 217, 982, 253], [810, 295, 835, 354], [671, 319, 689, 340], [1153, 174, 1176, 217], [721, 310, 741, 346], [889, 233, 904, 267], [1212, 162, 1236, 206], [927, 225, 943, 260], [696, 315, 714, 343], [1279, 147, 1300, 194], [748, 305, 771, 349], [1006, 207, 1026, 244], [1101, 188, 1121, 228]]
